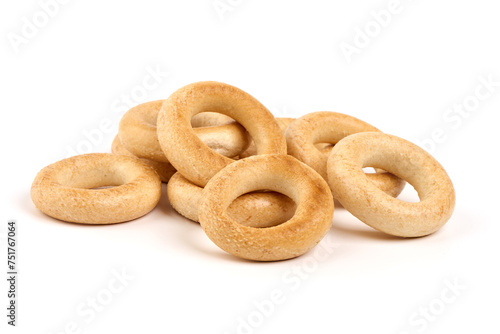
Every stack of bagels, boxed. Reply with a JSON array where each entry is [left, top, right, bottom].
[[31, 81, 455, 261]]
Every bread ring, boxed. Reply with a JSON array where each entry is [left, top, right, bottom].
[[286, 111, 405, 197], [327, 132, 455, 237], [157, 82, 287, 187], [111, 135, 176, 182], [119, 100, 250, 162], [240, 117, 295, 159], [198, 154, 334, 261], [31, 153, 162, 224], [167, 172, 296, 227]]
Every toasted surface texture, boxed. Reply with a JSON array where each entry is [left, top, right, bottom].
[[198, 154, 334, 261], [31, 153, 162, 224], [286, 111, 405, 197], [327, 132, 455, 237], [157, 81, 287, 187], [119, 100, 250, 163]]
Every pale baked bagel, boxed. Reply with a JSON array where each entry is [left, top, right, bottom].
[[167, 172, 296, 227], [198, 154, 334, 261], [286, 111, 405, 197], [157, 82, 287, 187], [31, 153, 162, 224], [327, 132, 455, 237], [119, 100, 250, 162], [111, 135, 176, 182]]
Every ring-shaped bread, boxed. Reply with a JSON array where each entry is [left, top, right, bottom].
[[31, 153, 162, 224], [157, 82, 287, 187], [119, 100, 250, 163], [198, 154, 334, 261], [327, 132, 455, 237], [286, 111, 405, 197]]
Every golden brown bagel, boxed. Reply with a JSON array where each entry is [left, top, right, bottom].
[[157, 82, 287, 187], [198, 154, 334, 261], [119, 100, 250, 162], [286, 111, 405, 197], [31, 153, 162, 224], [327, 132, 455, 237]]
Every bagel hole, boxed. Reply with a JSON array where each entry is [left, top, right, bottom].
[[315, 143, 335, 154], [89, 185, 118, 190], [61, 169, 127, 189], [362, 167, 376, 174], [396, 183, 420, 203], [191, 112, 235, 128], [227, 191, 297, 228], [315, 142, 335, 149]]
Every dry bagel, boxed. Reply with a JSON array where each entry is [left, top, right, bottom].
[[167, 172, 296, 227], [119, 100, 250, 162], [286, 111, 405, 197], [198, 154, 334, 261], [327, 132, 455, 237], [31, 153, 162, 224], [157, 82, 287, 187]]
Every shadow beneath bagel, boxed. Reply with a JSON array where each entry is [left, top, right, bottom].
[[25, 189, 150, 228], [164, 206, 300, 264], [330, 210, 411, 241], [181, 221, 261, 264], [330, 221, 409, 241], [157, 184, 258, 263], [155, 183, 178, 217]]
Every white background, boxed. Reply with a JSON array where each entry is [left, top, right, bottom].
[[1, 0, 499, 333]]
